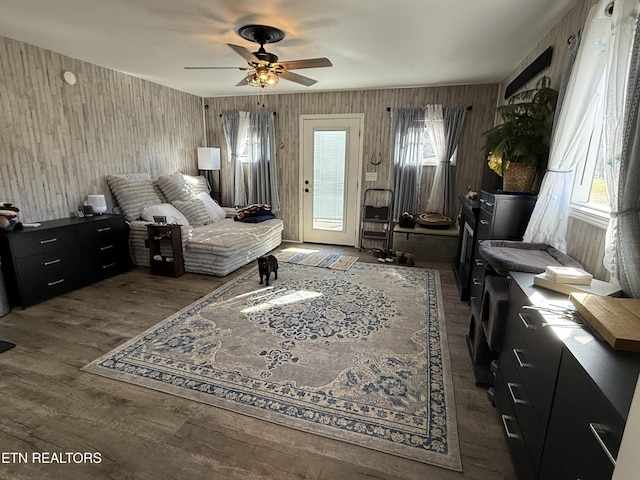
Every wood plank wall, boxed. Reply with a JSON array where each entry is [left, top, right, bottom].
[[0, 36, 203, 224], [204, 84, 498, 241], [2, 0, 607, 278], [497, 0, 609, 279]]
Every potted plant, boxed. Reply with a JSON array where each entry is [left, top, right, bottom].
[[483, 76, 558, 191]]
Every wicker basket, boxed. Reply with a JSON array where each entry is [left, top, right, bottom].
[[503, 163, 537, 192]]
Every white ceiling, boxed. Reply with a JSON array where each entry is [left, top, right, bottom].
[[0, 0, 577, 98]]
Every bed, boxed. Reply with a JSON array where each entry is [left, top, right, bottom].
[[107, 172, 283, 277]]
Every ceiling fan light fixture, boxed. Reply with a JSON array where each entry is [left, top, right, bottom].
[[246, 69, 279, 88]]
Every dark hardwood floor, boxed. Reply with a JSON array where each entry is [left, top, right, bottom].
[[0, 242, 516, 479]]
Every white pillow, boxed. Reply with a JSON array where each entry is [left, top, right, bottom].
[[141, 204, 189, 226], [197, 192, 226, 222]]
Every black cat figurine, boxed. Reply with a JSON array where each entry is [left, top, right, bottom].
[[258, 255, 278, 286]]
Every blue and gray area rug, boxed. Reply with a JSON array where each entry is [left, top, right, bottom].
[[83, 263, 461, 471]]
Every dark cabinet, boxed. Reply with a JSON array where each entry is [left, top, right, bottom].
[[469, 191, 536, 309], [0, 214, 130, 308], [463, 191, 536, 385], [454, 195, 480, 301], [455, 191, 536, 303], [495, 272, 640, 480]]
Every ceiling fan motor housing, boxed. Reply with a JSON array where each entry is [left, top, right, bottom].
[[253, 48, 279, 65]]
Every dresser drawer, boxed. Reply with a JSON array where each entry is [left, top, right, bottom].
[[83, 247, 129, 281], [75, 216, 126, 244], [469, 256, 486, 304], [9, 227, 77, 258], [477, 209, 492, 240], [15, 262, 81, 306], [546, 392, 616, 480], [79, 234, 127, 258], [14, 247, 82, 283], [498, 348, 545, 466], [479, 191, 495, 215], [555, 349, 625, 468], [494, 372, 536, 480], [504, 281, 563, 425], [538, 444, 566, 480]]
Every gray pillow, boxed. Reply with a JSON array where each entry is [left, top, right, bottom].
[[172, 199, 212, 226], [106, 174, 163, 221], [183, 174, 210, 197], [156, 172, 192, 203]]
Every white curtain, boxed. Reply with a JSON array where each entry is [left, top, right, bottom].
[[425, 107, 468, 216], [425, 105, 446, 213], [222, 111, 250, 207], [523, 1, 614, 251], [603, 0, 638, 276]]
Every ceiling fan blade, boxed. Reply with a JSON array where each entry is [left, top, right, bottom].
[[227, 43, 260, 63], [184, 66, 250, 70], [279, 70, 317, 86], [235, 78, 250, 86], [275, 58, 332, 70]]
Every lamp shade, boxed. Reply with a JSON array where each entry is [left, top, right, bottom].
[[87, 194, 107, 214], [197, 147, 221, 170]]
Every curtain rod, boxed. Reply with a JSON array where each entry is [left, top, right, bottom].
[[219, 112, 277, 117], [386, 106, 472, 112]]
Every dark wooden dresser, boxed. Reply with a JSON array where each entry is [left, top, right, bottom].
[[495, 272, 640, 480], [0, 214, 130, 308], [468, 190, 536, 310]]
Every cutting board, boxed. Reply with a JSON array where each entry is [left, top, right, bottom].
[[570, 293, 640, 352]]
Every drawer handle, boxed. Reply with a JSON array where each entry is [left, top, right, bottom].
[[102, 262, 116, 269], [507, 382, 527, 405], [40, 238, 57, 244], [474, 259, 484, 266], [97, 227, 112, 233], [479, 198, 486, 204], [43, 258, 61, 266], [48, 279, 64, 286], [479, 220, 490, 225], [472, 277, 481, 286], [486, 202, 494, 207], [519, 313, 537, 330], [513, 348, 531, 368], [100, 244, 114, 251], [501, 415, 520, 440], [589, 423, 616, 467]]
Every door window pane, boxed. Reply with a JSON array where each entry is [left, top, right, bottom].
[[313, 130, 346, 231]]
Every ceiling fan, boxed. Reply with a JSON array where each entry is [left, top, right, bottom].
[[185, 24, 332, 88]]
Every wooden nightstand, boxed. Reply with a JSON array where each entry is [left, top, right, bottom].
[[146, 224, 185, 277]]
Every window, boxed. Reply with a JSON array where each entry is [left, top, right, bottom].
[[421, 131, 438, 166], [570, 111, 609, 228]]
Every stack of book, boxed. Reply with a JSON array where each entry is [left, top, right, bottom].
[[533, 266, 621, 297]]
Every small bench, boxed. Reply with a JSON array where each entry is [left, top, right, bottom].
[[393, 223, 459, 239], [392, 224, 459, 260]]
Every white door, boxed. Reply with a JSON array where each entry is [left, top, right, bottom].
[[300, 115, 363, 246]]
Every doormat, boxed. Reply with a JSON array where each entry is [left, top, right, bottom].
[[277, 247, 358, 271]]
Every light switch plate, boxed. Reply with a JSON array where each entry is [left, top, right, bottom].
[[365, 172, 377, 182]]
